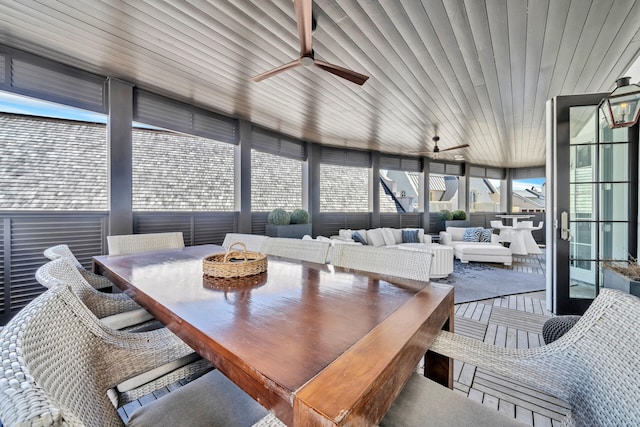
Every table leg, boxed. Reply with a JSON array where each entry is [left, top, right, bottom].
[[424, 315, 453, 388]]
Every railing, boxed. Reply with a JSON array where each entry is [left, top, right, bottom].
[[0, 211, 108, 324]]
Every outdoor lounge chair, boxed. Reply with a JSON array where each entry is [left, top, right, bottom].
[[44, 243, 113, 290], [107, 231, 185, 255], [0, 285, 271, 426], [421, 288, 640, 426]]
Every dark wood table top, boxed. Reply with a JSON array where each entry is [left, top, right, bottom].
[[94, 244, 454, 426]]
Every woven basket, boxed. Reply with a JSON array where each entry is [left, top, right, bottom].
[[203, 242, 267, 279]]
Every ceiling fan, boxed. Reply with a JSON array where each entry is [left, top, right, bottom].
[[251, 0, 369, 85], [411, 136, 470, 158]]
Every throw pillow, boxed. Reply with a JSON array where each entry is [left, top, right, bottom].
[[367, 228, 386, 247], [381, 228, 396, 246], [352, 231, 367, 245], [480, 228, 493, 242], [402, 229, 420, 243], [338, 229, 353, 240], [462, 227, 482, 242]]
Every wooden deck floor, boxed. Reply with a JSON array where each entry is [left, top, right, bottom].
[[433, 251, 568, 426], [121, 251, 561, 426]]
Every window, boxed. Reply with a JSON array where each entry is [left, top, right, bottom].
[[132, 128, 234, 211], [380, 170, 421, 213], [511, 178, 545, 213], [468, 177, 501, 212], [428, 173, 459, 212], [320, 164, 369, 212], [0, 112, 108, 210], [251, 150, 302, 211]]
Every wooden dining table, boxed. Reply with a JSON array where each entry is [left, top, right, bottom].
[[93, 244, 454, 426]]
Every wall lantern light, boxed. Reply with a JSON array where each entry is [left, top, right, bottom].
[[598, 77, 640, 128]]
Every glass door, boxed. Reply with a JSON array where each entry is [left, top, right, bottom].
[[547, 94, 636, 314]]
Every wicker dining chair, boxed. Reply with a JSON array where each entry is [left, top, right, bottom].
[[44, 243, 113, 290], [107, 231, 185, 255], [0, 285, 272, 427], [223, 233, 270, 252], [36, 258, 154, 331], [260, 237, 330, 264], [419, 289, 640, 426], [330, 244, 434, 282]]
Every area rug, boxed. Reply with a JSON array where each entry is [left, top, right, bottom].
[[432, 260, 545, 304]]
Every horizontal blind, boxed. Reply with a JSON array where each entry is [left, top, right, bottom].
[[134, 89, 237, 144], [513, 167, 546, 179], [252, 128, 306, 160], [380, 154, 422, 172], [470, 165, 506, 179], [321, 147, 371, 167], [0, 45, 106, 113], [430, 161, 463, 176]]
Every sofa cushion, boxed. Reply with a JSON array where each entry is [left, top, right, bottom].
[[402, 229, 421, 243], [381, 228, 397, 246], [338, 229, 353, 240], [391, 228, 403, 244], [454, 243, 511, 256], [480, 228, 493, 242], [368, 228, 386, 247], [352, 231, 368, 245], [462, 227, 482, 242], [446, 227, 467, 241]]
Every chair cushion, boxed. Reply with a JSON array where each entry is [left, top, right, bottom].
[[454, 243, 511, 256], [127, 370, 269, 427], [380, 373, 526, 427]]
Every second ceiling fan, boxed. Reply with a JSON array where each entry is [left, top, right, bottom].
[[251, 0, 369, 85], [412, 136, 470, 158]]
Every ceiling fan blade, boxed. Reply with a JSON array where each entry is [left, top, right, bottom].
[[438, 144, 470, 153], [295, 0, 313, 56], [314, 59, 369, 85], [251, 59, 303, 82]]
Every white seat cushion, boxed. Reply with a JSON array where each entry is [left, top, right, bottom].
[[454, 243, 511, 256]]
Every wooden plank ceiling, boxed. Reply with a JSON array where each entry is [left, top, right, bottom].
[[0, 0, 639, 168]]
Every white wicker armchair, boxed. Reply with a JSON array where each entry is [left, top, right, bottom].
[[107, 232, 185, 255], [428, 289, 640, 426], [260, 237, 330, 263], [331, 244, 433, 282], [36, 258, 155, 330], [0, 285, 273, 426], [44, 244, 113, 290]]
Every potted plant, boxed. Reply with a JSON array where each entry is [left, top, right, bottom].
[[444, 209, 470, 228], [265, 208, 312, 238], [601, 257, 640, 297]]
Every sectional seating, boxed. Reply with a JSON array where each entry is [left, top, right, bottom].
[[332, 227, 432, 247], [439, 226, 512, 266]]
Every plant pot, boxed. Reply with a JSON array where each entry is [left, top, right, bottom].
[[602, 267, 640, 297], [265, 223, 312, 239], [445, 220, 470, 228]]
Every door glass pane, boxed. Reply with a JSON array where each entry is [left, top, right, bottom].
[[570, 184, 595, 220], [570, 106, 596, 145], [569, 260, 597, 299], [599, 143, 628, 181], [570, 145, 596, 182], [599, 112, 628, 142], [600, 222, 628, 260], [600, 183, 628, 221]]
